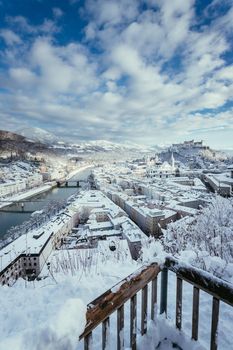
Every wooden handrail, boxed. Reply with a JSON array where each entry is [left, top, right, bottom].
[[164, 257, 233, 350], [79, 262, 161, 340], [79, 257, 233, 350], [165, 257, 233, 307]]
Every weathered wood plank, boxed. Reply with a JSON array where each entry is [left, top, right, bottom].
[[130, 294, 137, 350], [79, 263, 160, 340], [117, 305, 124, 350], [176, 277, 183, 330], [210, 297, 219, 350], [141, 285, 148, 335], [192, 286, 199, 341], [102, 317, 110, 350], [151, 277, 157, 321]]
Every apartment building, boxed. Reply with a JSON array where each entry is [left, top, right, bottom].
[[109, 192, 177, 237], [0, 205, 79, 285]]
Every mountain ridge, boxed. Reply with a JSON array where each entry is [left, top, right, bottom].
[[16, 127, 59, 144]]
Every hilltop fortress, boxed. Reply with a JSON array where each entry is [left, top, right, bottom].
[[171, 140, 209, 150]]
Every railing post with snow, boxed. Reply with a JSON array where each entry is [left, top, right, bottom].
[[79, 257, 233, 350], [160, 267, 168, 315]]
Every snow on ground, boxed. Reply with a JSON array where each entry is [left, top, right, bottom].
[[0, 242, 233, 350], [0, 245, 138, 350], [138, 317, 204, 350], [0, 279, 86, 350]]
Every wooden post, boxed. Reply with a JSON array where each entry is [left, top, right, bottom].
[[117, 305, 124, 350], [84, 332, 92, 350], [176, 277, 183, 330], [141, 285, 148, 335], [130, 294, 137, 350], [102, 317, 110, 350], [192, 286, 199, 340], [151, 277, 157, 321], [210, 297, 220, 350], [160, 268, 168, 315]]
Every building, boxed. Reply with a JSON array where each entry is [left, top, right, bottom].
[[0, 200, 79, 285]]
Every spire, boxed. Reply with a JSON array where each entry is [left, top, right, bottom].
[[171, 152, 175, 170]]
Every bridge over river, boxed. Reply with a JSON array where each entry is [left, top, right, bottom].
[[56, 179, 86, 188], [0, 167, 92, 239]]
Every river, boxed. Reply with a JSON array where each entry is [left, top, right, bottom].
[[0, 167, 92, 239]]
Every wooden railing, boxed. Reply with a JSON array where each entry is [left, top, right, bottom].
[[163, 257, 233, 350], [79, 257, 233, 350]]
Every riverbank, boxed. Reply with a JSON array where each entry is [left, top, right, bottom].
[[0, 184, 52, 210], [66, 164, 92, 180], [0, 164, 92, 210]]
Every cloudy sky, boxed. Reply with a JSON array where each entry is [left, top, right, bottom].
[[0, 0, 232, 148]]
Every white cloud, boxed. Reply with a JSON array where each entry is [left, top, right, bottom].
[[215, 65, 233, 81], [0, 29, 22, 45], [0, 0, 233, 147], [6, 16, 59, 35], [52, 8, 63, 19], [85, 0, 139, 26], [27, 38, 99, 96], [9, 67, 36, 85]]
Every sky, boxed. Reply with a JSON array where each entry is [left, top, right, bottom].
[[0, 0, 232, 148]]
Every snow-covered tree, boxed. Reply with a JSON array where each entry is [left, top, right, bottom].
[[163, 196, 233, 279]]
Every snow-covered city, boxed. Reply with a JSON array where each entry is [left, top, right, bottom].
[[0, 1, 233, 350], [0, 130, 233, 350]]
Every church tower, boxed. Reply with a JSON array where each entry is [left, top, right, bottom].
[[171, 152, 175, 170]]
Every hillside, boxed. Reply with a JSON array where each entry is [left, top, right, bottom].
[[50, 140, 159, 160], [17, 127, 59, 144], [0, 130, 53, 159], [159, 142, 229, 169]]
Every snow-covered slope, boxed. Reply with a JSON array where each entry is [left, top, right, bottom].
[[17, 127, 59, 144], [50, 140, 154, 157], [0, 129, 52, 158], [159, 144, 229, 169]]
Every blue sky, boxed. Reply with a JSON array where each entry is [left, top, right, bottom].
[[0, 0, 232, 148]]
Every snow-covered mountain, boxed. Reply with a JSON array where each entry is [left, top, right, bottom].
[[0, 129, 52, 158], [70, 140, 161, 153], [17, 127, 59, 144], [50, 139, 163, 159], [80, 140, 148, 151]]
